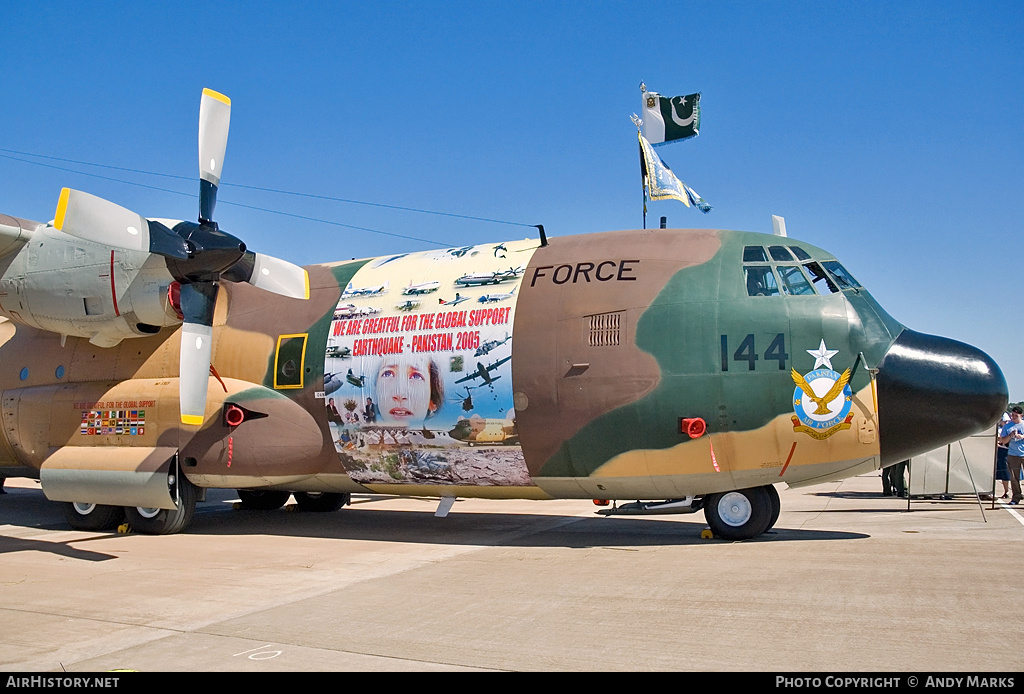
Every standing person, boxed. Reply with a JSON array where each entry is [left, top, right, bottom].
[[888, 460, 909, 498], [998, 406, 1024, 505], [995, 413, 1012, 499]]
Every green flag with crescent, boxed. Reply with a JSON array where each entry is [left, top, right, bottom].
[[641, 90, 701, 145]]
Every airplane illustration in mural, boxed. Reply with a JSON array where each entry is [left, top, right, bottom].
[[454, 271, 513, 287], [449, 415, 519, 446], [402, 280, 440, 295], [343, 281, 388, 297], [0, 89, 1007, 540], [334, 304, 380, 320], [455, 356, 512, 386], [438, 293, 470, 307], [478, 288, 516, 303], [325, 345, 351, 359]]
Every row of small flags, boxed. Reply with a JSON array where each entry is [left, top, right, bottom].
[[632, 83, 711, 215]]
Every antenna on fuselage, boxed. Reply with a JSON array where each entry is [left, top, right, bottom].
[[772, 215, 787, 237], [534, 224, 548, 247]]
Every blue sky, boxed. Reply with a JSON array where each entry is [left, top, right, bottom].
[[2, 1, 1022, 398]]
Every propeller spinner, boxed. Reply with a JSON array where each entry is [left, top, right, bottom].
[[53, 88, 310, 425]]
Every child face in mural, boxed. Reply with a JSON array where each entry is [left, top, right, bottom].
[[375, 353, 443, 424]]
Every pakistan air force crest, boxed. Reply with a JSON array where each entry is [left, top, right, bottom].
[[791, 339, 853, 440]]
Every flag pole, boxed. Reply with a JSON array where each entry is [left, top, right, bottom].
[[637, 131, 648, 229], [638, 82, 647, 229]]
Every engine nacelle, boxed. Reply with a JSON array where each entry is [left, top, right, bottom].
[[0, 224, 181, 347]]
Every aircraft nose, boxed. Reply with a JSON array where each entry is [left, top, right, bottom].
[[876, 328, 1008, 465]]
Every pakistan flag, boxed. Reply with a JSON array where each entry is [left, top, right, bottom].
[[641, 91, 701, 145]]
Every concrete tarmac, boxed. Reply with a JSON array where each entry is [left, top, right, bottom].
[[1, 473, 1022, 672]]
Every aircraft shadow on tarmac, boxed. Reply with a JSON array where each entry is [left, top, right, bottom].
[[0, 535, 118, 561], [0, 487, 868, 551]]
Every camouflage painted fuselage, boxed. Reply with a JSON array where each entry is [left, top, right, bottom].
[[0, 227, 1007, 506]]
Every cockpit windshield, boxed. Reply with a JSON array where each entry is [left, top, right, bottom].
[[822, 261, 862, 290], [742, 244, 860, 297]]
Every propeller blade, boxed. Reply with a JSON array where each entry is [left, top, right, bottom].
[[198, 88, 231, 223], [54, 188, 190, 259], [178, 281, 219, 425], [224, 251, 310, 300]]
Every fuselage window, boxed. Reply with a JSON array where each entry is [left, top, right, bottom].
[[743, 246, 768, 262], [777, 265, 816, 296], [822, 261, 862, 290], [745, 266, 780, 296], [789, 246, 812, 261], [768, 245, 794, 261], [803, 262, 839, 294]]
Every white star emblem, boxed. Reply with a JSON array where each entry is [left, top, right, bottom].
[[807, 339, 839, 370]]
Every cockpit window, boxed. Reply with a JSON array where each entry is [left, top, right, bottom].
[[768, 245, 794, 261], [822, 261, 862, 290], [743, 246, 768, 262], [803, 262, 839, 294], [745, 267, 780, 296], [789, 246, 812, 260], [777, 265, 815, 296]]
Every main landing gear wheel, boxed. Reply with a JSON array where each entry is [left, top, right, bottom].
[[63, 502, 125, 531], [704, 486, 773, 541], [125, 473, 198, 534], [237, 490, 291, 510], [293, 492, 349, 512]]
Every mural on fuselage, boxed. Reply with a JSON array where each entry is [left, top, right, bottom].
[[323, 240, 538, 486]]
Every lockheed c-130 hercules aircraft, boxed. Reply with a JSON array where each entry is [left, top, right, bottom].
[[0, 89, 1008, 539]]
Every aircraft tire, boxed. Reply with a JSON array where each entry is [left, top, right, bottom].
[[704, 487, 772, 541], [237, 490, 291, 510], [294, 491, 349, 512], [765, 484, 781, 531], [63, 502, 125, 531], [125, 474, 198, 535]]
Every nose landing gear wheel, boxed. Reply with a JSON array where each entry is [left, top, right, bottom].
[[704, 486, 773, 540]]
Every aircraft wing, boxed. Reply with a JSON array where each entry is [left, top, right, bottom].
[[487, 355, 512, 371]]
